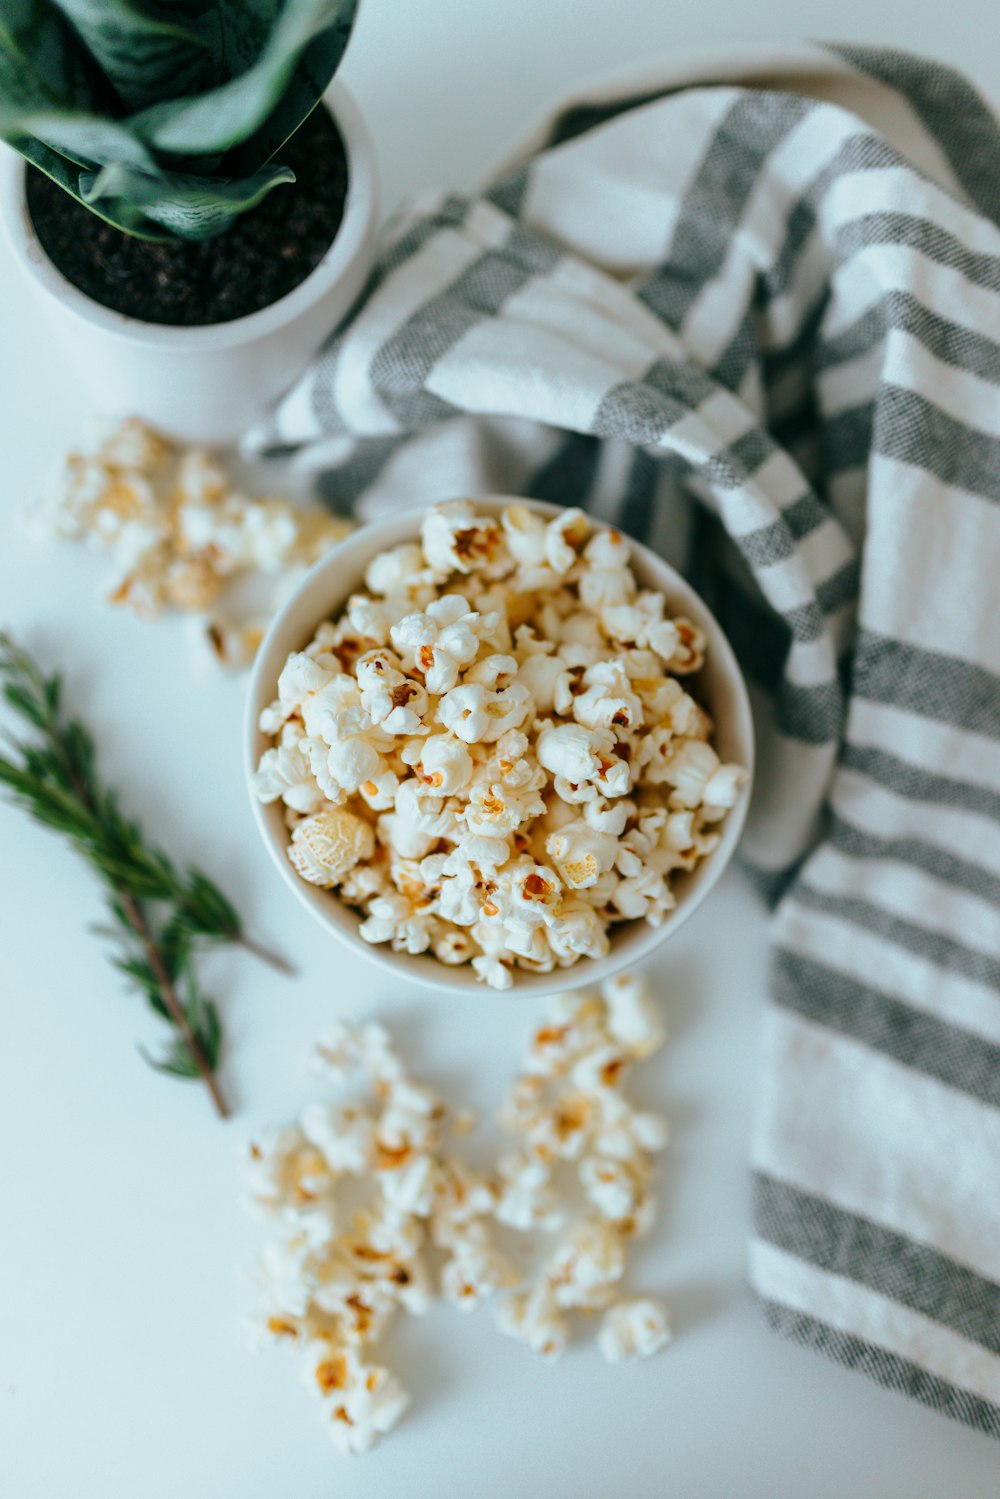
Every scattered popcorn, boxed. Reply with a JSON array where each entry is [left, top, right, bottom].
[[244, 972, 672, 1458], [490, 972, 671, 1357], [35, 417, 351, 667], [246, 1017, 514, 1456], [254, 500, 747, 984]]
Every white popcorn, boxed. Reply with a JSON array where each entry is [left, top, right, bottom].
[[255, 501, 746, 985], [300, 1103, 376, 1177], [536, 722, 613, 783], [545, 820, 618, 889], [365, 542, 437, 599], [546, 900, 611, 962], [391, 595, 485, 694], [247, 1127, 338, 1219], [611, 869, 673, 924], [598, 1298, 671, 1363], [463, 780, 544, 838], [501, 501, 548, 567], [355, 649, 428, 735], [579, 1154, 646, 1221], [505, 858, 563, 927], [252, 743, 326, 814], [276, 651, 339, 718], [465, 652, 519, 690], [592, 1090, 669, 1162], [495, 1152, 563, 1231], [441, 1242, 517, 1310], [659, 738, 720, 808], [601, 972, 666, 1058], [601, 591, 686, 661], [583, 796, 634, 837], [545, 1218, 625, 1310], [412, 734, 473, 794], [495, 1285, 569, 1361], [541, 508, 589, 571], [472, 951, 515, 990], [702, 761, 750, 816], [318, 1347, 411, 1455], [312, 1019, 403, 1084], [516, 651, 565, 712], [359, 892, 435, 954], [288, 809, 375, 888], [571, 673, 644, 734], [421, 499, 507, 576], [437, 681, 531, 744]]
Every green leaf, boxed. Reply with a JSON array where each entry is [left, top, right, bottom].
[[2, 681, 47, 729], [48, 0, 213, 111], [0, 0, 95, 115], [144, 1035, 200, 1079], [128, 0, 355, 156], [80, 157, 296, 240], [0, 106, 155, 170], [178, 868, 240, 938]]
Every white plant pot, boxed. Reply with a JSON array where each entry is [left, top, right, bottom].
[[0, 81, 377, 445]]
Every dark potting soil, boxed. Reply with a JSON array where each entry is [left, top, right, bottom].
[[25, 106, 348, 326]]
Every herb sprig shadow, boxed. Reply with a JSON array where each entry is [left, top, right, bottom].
[[0, 632, 292, 1118]]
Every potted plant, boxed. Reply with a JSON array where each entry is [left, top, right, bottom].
[[0, 0, 377, 442]]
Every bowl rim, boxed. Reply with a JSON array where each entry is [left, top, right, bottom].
[[244, 496, 755, 999]]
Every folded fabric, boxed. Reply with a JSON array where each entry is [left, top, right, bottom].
[[248, 43, 1000, 1436]]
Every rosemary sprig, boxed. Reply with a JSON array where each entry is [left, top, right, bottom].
[[0, 632, 292, 1118]]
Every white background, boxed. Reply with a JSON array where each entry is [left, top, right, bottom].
[[2, 3, 999, 1496]]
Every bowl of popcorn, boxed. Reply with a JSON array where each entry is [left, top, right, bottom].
[[246, 499, 753, 995]]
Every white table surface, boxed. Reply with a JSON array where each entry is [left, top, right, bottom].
[[2, 4, 999, 1496]]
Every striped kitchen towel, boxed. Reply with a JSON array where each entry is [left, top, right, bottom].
[[248, 44, 1000, 1435]]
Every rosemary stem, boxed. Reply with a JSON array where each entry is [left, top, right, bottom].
[[119, 888, 229, 1119], [235, 932, 296, 976]]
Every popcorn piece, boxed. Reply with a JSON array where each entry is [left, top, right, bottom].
[[545, 820, 618, 890], [597, 1298, 671, 1363], [536, 723, 614, 784], [301, 1103, 376, 1177], [495, 1285, 569, 1361], [441, 1241, 517, 1311], [312, 1019, 404, 1085], [421, 500, 507, 577], [545, 1218, 625, 1310], [600, 972, 666, 1059], [252, 743, 326, 815], [495, 1152, 563, 1231], [318, 1347, 411, 1455], [412, 734, 473, 795], [437, 681, 531, 744], [288, 809, 375, 888], [247, 1127, 338, 1220], [579, 1154, 646, 1221]]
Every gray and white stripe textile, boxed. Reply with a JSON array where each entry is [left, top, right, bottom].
[[249, 44, 1000, 1435]]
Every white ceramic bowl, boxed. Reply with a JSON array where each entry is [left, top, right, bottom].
[[245, 498, 755, 997]]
